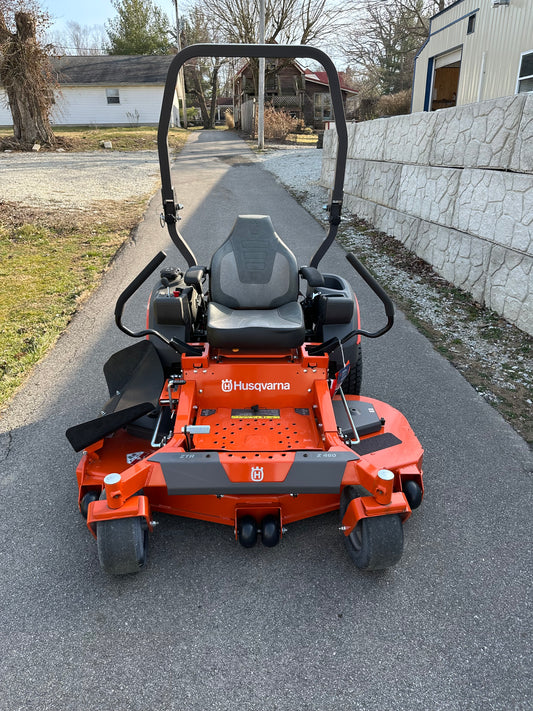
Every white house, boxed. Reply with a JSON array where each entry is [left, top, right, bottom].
[[412, 0, 533, 112], [0, 54, 185, 128]]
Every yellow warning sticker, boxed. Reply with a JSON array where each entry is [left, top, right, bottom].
[[231, 409, 280, 419]]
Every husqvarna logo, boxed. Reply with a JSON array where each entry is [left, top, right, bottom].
[[221, 380, 290, 392], [251, 466, 264, 482]]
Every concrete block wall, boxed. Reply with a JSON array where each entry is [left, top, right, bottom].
[[320, 94, 533, 335]]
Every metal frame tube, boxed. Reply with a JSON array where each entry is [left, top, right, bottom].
[[158, 43, 348, 267]]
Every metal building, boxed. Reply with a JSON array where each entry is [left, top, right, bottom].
[[412, 0, 533, 112]]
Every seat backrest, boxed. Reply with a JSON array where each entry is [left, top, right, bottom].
[[210, 215, 299, 309]]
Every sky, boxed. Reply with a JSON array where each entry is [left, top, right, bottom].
[[42, 0, 178, 33], [40, 0, 345, 66]]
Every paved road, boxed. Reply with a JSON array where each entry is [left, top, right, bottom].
[[1, 131, 531, 711]]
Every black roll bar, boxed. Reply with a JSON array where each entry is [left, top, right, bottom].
[[157, 43, 348, 268]]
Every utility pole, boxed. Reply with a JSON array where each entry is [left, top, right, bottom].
[[173, 0, 187, 128], [257, 0, 265, 149]]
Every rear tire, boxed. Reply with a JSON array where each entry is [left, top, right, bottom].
[[96, 516, 148, 575], [340, 485, 403, 570]]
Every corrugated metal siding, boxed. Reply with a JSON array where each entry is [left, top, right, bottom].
[[0, 85, 179, 127], [413, 0, 533, 112], [474, 1, 533, 101]]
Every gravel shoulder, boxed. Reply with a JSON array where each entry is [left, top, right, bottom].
[[0, 150, 161, 208]]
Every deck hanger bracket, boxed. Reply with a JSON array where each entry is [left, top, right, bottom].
[[162, 198, 177, 224]]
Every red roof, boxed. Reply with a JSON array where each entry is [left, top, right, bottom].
[[235, 58, 357, 94], [304, 69, 357, 94]]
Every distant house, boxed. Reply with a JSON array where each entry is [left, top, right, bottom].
[[234, 58, 357, 130], [412, 0, 533, 112], [216, 97, 234, 123], [303, 68, 359, 124], [0, 54, 185, 128]]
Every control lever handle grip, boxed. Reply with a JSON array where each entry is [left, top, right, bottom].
[[115, 251, 167, 332]]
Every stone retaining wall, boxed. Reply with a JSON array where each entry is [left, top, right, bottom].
[[320, 94, 533, 335]]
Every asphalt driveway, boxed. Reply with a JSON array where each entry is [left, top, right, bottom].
[[0, 131, 531, 711]]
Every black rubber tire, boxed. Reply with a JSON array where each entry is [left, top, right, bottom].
[[329, 342, 362, 396], [96, 516, 148, 575], [403, 480, 423, 510], [80, 490, 99, 519], [261, 515, 281, 547], [340, 485, 403, 570], [237, 516, 258, 548]]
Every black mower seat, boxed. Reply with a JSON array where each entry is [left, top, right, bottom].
[[208, 301, 304, 349], [207, 215, 305, 349]]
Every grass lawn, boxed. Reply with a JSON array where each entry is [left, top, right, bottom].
[[0, 203, 146, 406], [0, 125, 189, 152], [0, 125, 192, 408]]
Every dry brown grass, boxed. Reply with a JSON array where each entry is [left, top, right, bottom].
[[0, 126, 188, 152]]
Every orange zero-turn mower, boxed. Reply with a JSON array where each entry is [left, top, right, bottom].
[[66, 44, 424, 575]]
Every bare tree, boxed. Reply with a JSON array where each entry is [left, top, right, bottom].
[[51, 21, 107, 55], [181, 3, 225, 129], [0, 3, 56, 147], [202, 0, 349, 46], [197, 0, 350, 108], [343, 0, 453, 99], [394, 0, 450, 34]]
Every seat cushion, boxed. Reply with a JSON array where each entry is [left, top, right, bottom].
[[207, 301, 305, 350], [210, 215, 299, 309]]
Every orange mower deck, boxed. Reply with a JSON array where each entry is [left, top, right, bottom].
[[79, 346, 423, 540]]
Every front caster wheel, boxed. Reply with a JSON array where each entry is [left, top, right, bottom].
[[261, 515, 281, 547], [237, 516, 258, 548], [340, 486, 403, 570], [403, 479, 423, 509], [96, 517, 148, 575], [80, 490, 99, 519]]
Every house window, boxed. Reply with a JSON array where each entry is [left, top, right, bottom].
[[314, 92, 332, 122], [280, 75, 297, 96], [106, 88, 120, 105], [517, 51, 533, 93], [467, 14, 476, 34], [265, 73, 278, 93]]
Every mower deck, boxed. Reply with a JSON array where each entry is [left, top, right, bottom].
[[79, 346, 423, 537]]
